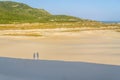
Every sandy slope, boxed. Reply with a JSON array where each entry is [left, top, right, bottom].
[[0, 57, 120, 80], [0, 30, 120, 65]]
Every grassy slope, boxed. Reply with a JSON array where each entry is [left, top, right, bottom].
[[0, 1, 83, 24], [0, 1, 119, 30], [0, 1, 51, 23]]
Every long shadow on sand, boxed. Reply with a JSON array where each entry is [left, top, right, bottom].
[[0, 57, 120, 80]]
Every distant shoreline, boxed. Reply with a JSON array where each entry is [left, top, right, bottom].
[[101, 21, 120, 23]]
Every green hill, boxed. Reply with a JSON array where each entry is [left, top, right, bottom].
[[0, 1, 83, 24], [45, 15, 83, 22], [0, 1, 52, 23]]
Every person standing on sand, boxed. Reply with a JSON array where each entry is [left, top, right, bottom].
[[33, 52, 39, 60], [33, 53, 36, 60], [36, 52, 39, 60]]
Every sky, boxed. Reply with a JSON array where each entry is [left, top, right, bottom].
[[5, 0, 120, 21]]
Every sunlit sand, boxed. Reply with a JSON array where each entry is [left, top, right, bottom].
[[0, 30, 120, 65]]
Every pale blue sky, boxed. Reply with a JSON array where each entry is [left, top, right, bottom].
[[10, 0, 120, 21]]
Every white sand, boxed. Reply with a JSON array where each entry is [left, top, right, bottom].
[[0, 30, 120, 65]]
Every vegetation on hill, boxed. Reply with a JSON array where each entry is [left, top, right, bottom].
[[0, 1, 52, 23], [0, 1, 119, 30], [45, 15, 83, 22], [0, 1, 83, 24]]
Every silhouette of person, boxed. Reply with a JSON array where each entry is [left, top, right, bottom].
[[33, 53, 36, 60], [37, 52, 39, 60], [33, 52, 39, 60]]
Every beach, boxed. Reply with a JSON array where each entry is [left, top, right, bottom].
[[0, 57, 120, 80], [0, 30, 120, 65]]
